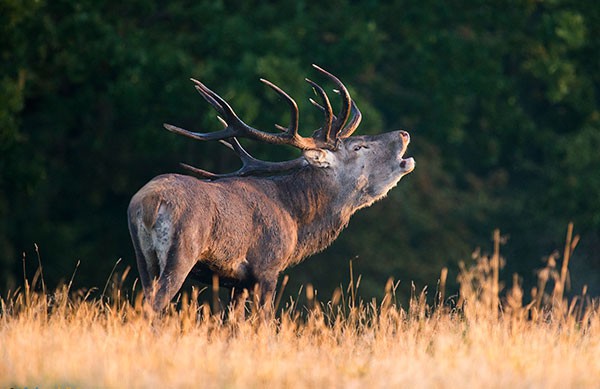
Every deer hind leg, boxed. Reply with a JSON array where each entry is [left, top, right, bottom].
[[128, 219, 160, 301], [132, 238, 158, 300], [151, 242, 197, 312]]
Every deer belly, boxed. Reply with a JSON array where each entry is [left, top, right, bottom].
[[190, 259, 252, 287]]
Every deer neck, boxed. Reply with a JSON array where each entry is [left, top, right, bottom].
[[275, 168, 355, 262]]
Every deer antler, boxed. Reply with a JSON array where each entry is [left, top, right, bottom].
[[164, 78, 324, 150], [179, 138, 308, 179], [165, 65, 362, 179]]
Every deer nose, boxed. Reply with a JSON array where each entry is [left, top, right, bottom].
[[399, 130, 410, 144]]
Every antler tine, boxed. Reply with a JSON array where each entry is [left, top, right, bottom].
[[260, 79, 299, 136], [190, 78, 225, 115], [305, 78, 334, 144], [338, 100, 362, 138], [311, 64, 352, 140], [309, 99, 339, 120], [182, 137, 308, 180], [180, 163, 222, 180], [181, 137, 254, 179]]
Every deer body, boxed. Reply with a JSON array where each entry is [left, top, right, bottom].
[[128, 66, 414, 311]]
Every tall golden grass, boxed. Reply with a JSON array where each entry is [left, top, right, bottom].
[[1, 224, 599, 388]]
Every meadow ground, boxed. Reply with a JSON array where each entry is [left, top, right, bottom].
[[1, 227, 599, 388]]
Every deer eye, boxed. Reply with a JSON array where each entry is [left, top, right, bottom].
[[353, 144, 368, 151]]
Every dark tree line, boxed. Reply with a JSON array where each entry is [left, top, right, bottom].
[[2, 0, 599, 300]]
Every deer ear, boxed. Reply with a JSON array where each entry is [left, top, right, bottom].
[[303, 149, 333, 168]]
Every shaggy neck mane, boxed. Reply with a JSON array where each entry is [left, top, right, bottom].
[[273, 167, 354, 264]]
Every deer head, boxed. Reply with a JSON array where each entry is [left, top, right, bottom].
[[163, 65, 414, 194]]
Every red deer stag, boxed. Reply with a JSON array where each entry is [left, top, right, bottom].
[[128, 65, 415, 312]]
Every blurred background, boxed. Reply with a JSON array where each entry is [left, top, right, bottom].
[[2, 0, 599, 303]]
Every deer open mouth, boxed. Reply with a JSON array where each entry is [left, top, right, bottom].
[[400, 157, 415, 172], [398, 133, 414, 173]]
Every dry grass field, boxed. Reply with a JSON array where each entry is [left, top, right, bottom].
[[1, 227, 599, 388]]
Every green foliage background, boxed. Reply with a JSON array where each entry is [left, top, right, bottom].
[[2, 0, 599, 300]]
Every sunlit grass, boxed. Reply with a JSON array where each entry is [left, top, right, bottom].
[[1, 224, 599, 388]]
